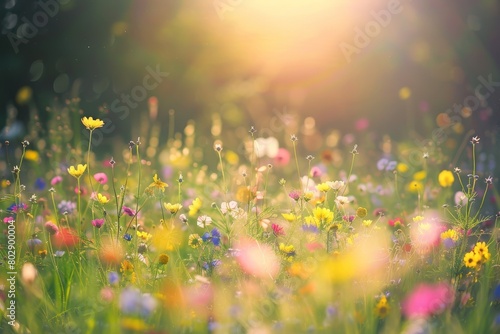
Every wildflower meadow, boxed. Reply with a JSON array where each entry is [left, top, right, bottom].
[[0, 97, 499, 334]]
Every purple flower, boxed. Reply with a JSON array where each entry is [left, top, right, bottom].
[[58, 200, 76, 214], [27, 238, 42, 250], [122, 206, 136, 217], [92, 218, 105, 228], [302, 224, 319, 233], [442, 238, 456, 249], [119, 287, 157, 317]]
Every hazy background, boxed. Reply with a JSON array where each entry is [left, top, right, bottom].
[[1, 0, 499, 146]]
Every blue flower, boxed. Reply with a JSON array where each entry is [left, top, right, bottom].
[[124, 233, 132, 241], [202, 232, 211, 242], [202, 228, 222, 246], [34, 177, 46, 191], [108, 271, 119, 285], [202, 259, 221, 271], [493, 284, 500, 301]]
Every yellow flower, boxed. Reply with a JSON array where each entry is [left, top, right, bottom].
[[473, 242, 490, 261], [136, 231, 152, 241], [24, 150, 40, 162], [282, 213, 297, 222], [356, 207, 367, 218], [464, 251, 480, 268], [440, 229, 459, 241], [164, 202, 182, 214], [120, 260, 134, 273], [158, 254, 169, 265], [189, 198, 202, 216], [413, 215, 424, 222], [413, 170, 427, 181], [313, 207, 334, 225], [316, 183, 330, 193], [407, 180, 423, 193], [303, 192, 313, 202], [279, 243, 296, 262], [438, 170, 455, 187], [121, 318, 147, 331], [305, 215, 320, 227], [188, 234, 202, 248], [81, 116, 104, 130], [96, 193, 109, 204], [397, 163, 409, 173], [374, 296, 390, 318], [149, 174, 168, 192], [362, 220, 372, 227], [67, 164, 87, 178]]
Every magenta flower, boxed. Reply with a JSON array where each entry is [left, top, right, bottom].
[[3, 216, 15, 224], [44, 221, 59, 235], [94, 172, 108, 184], [122, 206, 136, 217], [92, 218, 105, 228], [289, 190, 301, 201], [51, 176, 63, 186], [271, 223, 285, 237], [402, 283, 455, 318]]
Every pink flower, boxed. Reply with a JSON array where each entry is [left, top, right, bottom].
[[94, 172, 108, 184], [92, 218, 105, 228], [51, 176, 63, 186], [289, 190, 301, 201], [274, 148, 291, 167], [402, 283, 455, 318], [74, 186, 87, 195], [310, 166, 323, 178], [3, 216, 14, 224], [44, 221, 59, 235], [235, 238, 280, 279]]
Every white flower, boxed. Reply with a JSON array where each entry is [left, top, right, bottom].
[[197, 215, 213, 228], [221, 201, 238, 215], [335, 196, 350, 206], [454, 191, 468, 206], [327, 180, 345, 191], [254, 137, 279, 158]]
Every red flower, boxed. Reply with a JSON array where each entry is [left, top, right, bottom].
[[52, 227, 79, 249], [388, 217, 404, 228]]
